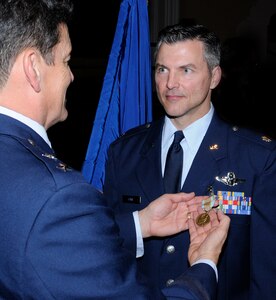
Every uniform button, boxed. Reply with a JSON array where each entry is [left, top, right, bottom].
[[166, 279, 175, 286], [166, 245, 175, 254]]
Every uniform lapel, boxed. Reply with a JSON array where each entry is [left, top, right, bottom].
[[135, 113, 230, 201], [136, 119, 165, 202]]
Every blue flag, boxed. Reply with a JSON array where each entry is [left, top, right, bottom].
[[82, 0, 152, 191]]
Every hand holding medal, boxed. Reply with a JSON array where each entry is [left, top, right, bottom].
[[188, 208, 230, 265], [196, 188, 218, 226]]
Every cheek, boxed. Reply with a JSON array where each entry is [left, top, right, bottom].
[[186, 78, 207, 94], [63, 70, 71, 86], [156, 86, 165, 104], [155, 78, 166, 95]]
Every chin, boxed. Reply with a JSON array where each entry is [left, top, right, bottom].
[[165, 108, 184, 119], [61, 112, 68, 122], [165, 114, 182, 120], [59, 109, 68, 123]]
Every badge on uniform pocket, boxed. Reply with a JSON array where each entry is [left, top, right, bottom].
[[122, 195, 141, 204]]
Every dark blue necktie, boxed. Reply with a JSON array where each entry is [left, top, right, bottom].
[[164, 130, 184, 193]]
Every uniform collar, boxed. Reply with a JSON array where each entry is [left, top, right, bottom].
[[0, 106, 52, 148], [163, 104, 214, 152]]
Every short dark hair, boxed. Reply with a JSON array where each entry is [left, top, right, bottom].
[[0, 0, 73, 88], [154, 23, 221, 72]]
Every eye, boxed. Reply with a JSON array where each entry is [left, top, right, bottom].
[[156, 66, 167, 74], [184, 67, 192, 74]]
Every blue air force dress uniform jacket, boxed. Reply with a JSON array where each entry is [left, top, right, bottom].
[[103, 112, 276, 300], [0, 113, 217, 300]]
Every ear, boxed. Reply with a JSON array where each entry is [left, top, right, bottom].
[[210, 65, 222, 90], [23, 50, 41, 93]]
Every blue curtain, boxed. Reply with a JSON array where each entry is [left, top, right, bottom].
[[82, 0, 152, 191]]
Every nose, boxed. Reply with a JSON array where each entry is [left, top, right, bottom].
[[166, 72, 179, 89]]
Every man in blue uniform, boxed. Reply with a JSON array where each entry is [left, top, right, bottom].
[[0, 1, 230, 299], [104, 23, 276, 299]]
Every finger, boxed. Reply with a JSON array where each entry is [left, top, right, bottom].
[[188, 215, 197, 237], [175, 202, 190, 223], [217, 210, 231, 230], [208, 209, 220, 227], [213, 198, 220, 208], [187, 195, 209, 211], [178, 192, 195, 202], [166, 192, 195, 203], [188, 195, 208, 205], [187, 200, 203, 212]]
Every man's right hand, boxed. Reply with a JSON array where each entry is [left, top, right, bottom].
[[188, 208, 230, 265]]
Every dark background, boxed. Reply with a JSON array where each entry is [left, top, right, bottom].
[[48, 1, 122, 170], [48, 0, 276, 171]]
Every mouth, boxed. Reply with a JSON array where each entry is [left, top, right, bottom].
[[166, 94, 182, 102]]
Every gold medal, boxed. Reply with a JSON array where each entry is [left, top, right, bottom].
[[196, 212, 210, 226], [196, 187, 216, 226]]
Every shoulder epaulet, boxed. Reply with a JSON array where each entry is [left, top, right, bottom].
[[231, 125, 276, 150], [116, 122, 153, 140], [9, 136, 84, 188], [18, 137, 74, 172]]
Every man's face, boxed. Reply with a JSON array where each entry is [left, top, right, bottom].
[[42, 24, 74, 129], [155, 40, 221, 128]]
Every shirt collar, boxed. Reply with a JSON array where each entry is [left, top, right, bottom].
[[0, 106, 52, 148], [163, 104, 214, 151]]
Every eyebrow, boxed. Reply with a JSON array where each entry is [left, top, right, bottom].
[[179, 63, 196, 69], [155, 63, 197, 69], [155, 63, 163, 67]]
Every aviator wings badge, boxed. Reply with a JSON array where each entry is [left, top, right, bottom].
[[215, 172, 245, 186]]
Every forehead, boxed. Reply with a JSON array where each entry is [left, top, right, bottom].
[[156, 40, 205, 64], [54, 24, 72, 56]]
